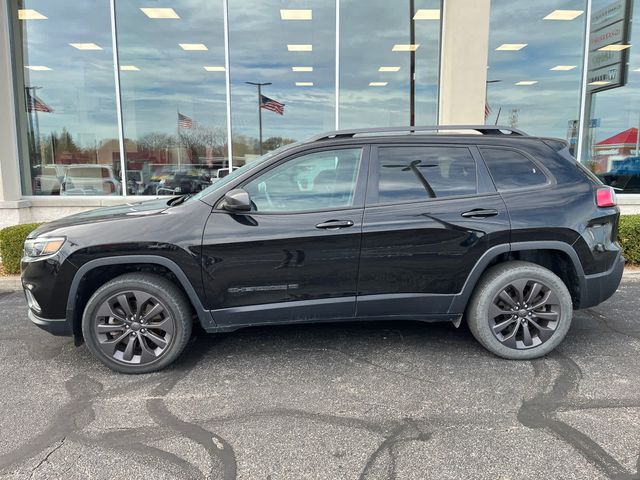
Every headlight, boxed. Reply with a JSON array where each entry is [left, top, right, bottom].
[[24, 237, 66, 258]]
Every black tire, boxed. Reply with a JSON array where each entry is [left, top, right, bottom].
[[82, 273, 193, 374], [467, 261, 573, 360]]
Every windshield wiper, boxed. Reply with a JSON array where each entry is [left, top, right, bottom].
[[167, 193, 193, 206]]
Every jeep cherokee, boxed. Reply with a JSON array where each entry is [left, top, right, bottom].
[[21, 125, 624, 373]]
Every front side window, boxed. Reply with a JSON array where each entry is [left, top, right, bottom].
[[244, 148, 362, 212], [376, 146, 477, 204], [480, 147, 548, 190]]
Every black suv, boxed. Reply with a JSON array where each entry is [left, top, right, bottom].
[[21, 126, 624, 373]]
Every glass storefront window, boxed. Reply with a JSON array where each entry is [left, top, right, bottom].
[[339, 0, 441, 129], [116, 1, 228, 196], [581, 0, 639, 194], [486, 1, 587, 144], [228, 0, 336, 164], [12, 0, 121, 196], [9, 0, 639, 199]]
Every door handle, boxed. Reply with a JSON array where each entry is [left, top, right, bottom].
[[461, 208, 499, 218], [315, 220, 354, 229]]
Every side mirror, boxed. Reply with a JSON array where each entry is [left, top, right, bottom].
[[222, 188, 251, 212]]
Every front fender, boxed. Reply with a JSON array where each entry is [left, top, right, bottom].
[[65, 255, 215, 331]]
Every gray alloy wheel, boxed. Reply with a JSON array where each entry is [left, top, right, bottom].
[[489, 280, 561, 349], [93, 290, 174, 364], [467, 261, 573, 360], [82, 273, 192, 373]]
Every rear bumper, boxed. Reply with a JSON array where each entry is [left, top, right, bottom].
[[578, 252, 625, 309], [28, 309, 73, 336]]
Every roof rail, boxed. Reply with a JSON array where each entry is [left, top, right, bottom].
[[306, 125, 528, 142]]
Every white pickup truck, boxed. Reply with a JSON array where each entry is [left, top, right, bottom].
[[61, 164, 121, 196]]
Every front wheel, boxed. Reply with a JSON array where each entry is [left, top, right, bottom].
[[82, 273, 193, 373], [467, 261, 573, 360]]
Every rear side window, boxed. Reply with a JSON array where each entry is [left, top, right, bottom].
[[376, 146, 477, 203], [480, 147, 548, 190]]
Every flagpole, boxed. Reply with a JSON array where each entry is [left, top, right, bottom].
[[409, 0, 415, 127], [177, 107, 182, 167], [258, 84, 263, 155], [34, 96, 42, 163], [25, 88, 36, 165], [245, 81, 271, 155], [485, 79, 501, 125], [636, 113, 640, 157], [25, 86, 43, 165]]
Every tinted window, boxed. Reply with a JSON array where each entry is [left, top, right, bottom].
[[377, 146, 477, 203], [244, 148, 362, 212], [481, 148, 547, 190]]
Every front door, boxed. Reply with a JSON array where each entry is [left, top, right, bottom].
[[357, 143, 511, 317], [201, 146, 368, 327]]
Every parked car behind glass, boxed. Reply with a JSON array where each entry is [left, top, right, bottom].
[[61, 164, 121, 196]]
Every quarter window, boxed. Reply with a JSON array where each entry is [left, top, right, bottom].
[[376, 146, 477, 203], [480, 148, 548, 190], [244, 148, 362, 212]]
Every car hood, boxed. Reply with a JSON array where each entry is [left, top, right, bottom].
[[29, 198, 172, 238]]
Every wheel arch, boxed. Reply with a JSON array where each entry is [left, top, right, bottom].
[[66, 255, 213, 336], [449, 241, 585, 314]]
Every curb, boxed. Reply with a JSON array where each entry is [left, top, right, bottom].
[[2, 269, 639, 293], [0, 275, 21, 292]]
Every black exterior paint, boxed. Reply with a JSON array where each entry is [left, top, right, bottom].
[[21, 132, 624, 337]]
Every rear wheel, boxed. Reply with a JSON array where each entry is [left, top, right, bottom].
[[82, 273, 192, 373], [467, 261, 573, 360]]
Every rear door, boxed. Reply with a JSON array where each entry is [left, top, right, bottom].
[[356, 142, 510, 317], [201, 145, 368, 326]]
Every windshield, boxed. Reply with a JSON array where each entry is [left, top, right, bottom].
[[188, 142, 302, 203]]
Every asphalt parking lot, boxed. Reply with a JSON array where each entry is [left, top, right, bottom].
[[0, 276, 639, 480]]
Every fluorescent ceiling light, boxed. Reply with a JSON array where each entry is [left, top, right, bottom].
[[296, 82, 313, 86], [633, 67, 640, 72], [287, 44, 312, 51], [496, 43, 527, 51], [69, 43, 102, 50], [179, 43, 208, 50], [140, 7, 180, 19], [550, 65, 576, 71], [379, 66, 401, 72], [280, 9, 312, 20], [369, 82, 388, 86], [413, 9, 440, 20], [204, 66, 225, 71], [544, 10, 584, 20], [25, 65, 52, 71], [515, 80, 538, 85], [292, 66, 313, 72], [588, 80, 610, 85], [392, 44, 420, 51], [598, 44, 631, 51], [18, 9, 47, 20], [120, 65, 140, 71]]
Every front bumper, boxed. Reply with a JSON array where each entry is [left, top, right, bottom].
[[28, 309, 73, 336], [578, 252, 625, 309]]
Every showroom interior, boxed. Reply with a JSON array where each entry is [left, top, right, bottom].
[[0, 0, 638, 228]]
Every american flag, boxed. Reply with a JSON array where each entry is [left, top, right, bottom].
[[26, 91, 53, 113], [260, 94, 285, 115], [178, 112, 193, 129], [484, 102, 491, 120]]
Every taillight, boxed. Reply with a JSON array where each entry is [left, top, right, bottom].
[[104, 181, 115, 194], [596, 186, 616, 208]]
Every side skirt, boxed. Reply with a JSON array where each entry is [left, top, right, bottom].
[[205, 294, 461, 333]]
